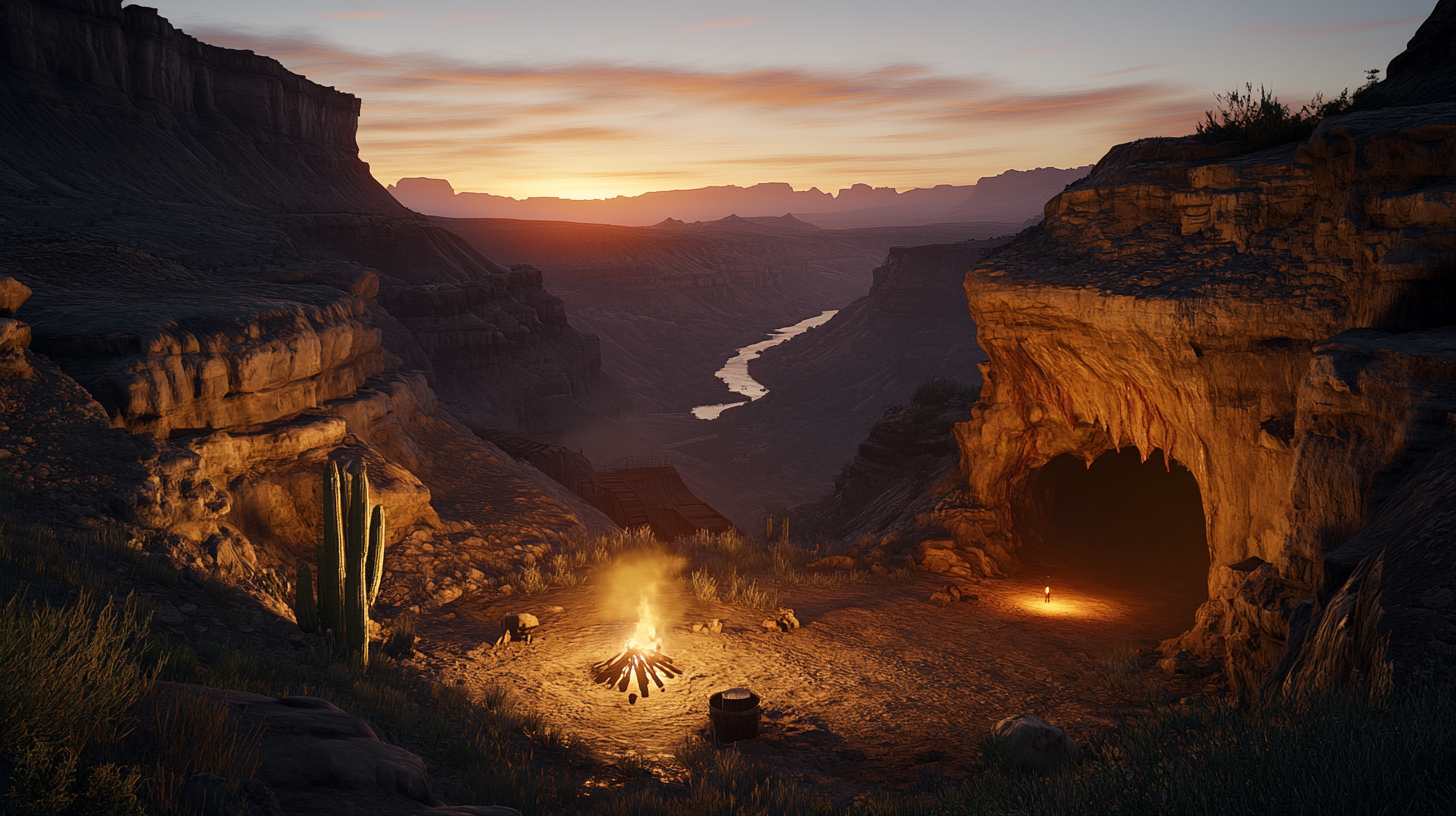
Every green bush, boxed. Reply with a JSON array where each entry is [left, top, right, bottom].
[[1196, 71, 1383, 150]]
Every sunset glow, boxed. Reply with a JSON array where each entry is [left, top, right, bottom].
[[161, 0, 1426, 199]]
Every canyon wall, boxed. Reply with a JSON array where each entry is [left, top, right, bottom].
[[946, 9, 1456, 691], [0, 0, 614, 608], [602, 239, 1001, 526]]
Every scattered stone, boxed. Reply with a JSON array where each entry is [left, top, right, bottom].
[[1157, 650, 1219, 678], [762, 608, 799, 632], [806, 555, 856, 571], [692, 618, 723, 635], [930, 584, 981, 605], [992, 714, 1081, 772], [441, 613, 456, 622]]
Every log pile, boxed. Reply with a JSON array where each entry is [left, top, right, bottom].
[[591, 646, 680, 698]]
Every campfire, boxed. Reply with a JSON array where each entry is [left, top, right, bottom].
[[591, 597, 680, 699]]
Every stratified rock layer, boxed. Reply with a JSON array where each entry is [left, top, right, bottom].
[[951, 14, 1456, 691], [0, 0, 613, 604]]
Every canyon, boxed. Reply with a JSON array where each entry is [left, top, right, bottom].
[[2, 0, 1455, 810]]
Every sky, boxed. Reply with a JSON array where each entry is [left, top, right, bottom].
[[153, 0, 1430, 200]]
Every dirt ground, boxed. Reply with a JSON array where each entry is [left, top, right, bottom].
[[406, 565, 1222, 799]]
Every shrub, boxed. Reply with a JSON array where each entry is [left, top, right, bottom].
[[690, 569, 718, 602], [1195, 73, 1382, 151], [0, 593, 157, 758]]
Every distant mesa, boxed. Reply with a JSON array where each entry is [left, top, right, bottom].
[[387, 167, 1091, 229]]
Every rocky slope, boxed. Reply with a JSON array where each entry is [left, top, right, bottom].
[[0, 0, 613, 619], [936, 6, 1456, 693]]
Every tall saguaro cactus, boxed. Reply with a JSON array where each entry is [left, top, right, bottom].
[[294, 459, 388, 664]]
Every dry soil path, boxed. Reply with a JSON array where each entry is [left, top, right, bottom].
[[413, 568, 1217, 797]]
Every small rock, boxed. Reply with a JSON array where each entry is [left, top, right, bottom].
[[500, 612, 539, 634], [691, 623, 704, 633], [806, 555, 856, 571], [155, 602, 185, 626], [709, 618, 722, 634], [441, 613, 456, 622], [544, 605, 565, 614], [992, 714, 1081, 772], [468, 568, 485, 581], [1158, 650, 1218, 678], [178, 603, 198, 613], [498, 585, 514, 596]]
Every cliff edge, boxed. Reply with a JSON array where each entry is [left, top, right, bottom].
[[948, 5, 1456, 693]]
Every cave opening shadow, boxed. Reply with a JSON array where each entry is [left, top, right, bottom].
[[1015, 448, 1210, 634]]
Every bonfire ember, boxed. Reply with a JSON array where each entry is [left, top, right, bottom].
[[591, 597, 680, 698]]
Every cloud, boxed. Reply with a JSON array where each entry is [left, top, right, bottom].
[[192, 26, 1202, 197], [317, 10, 402, 20], [689, 16, 764, 31], [1090, 62, 1173, 79], [1229, 17, 1422, 38]]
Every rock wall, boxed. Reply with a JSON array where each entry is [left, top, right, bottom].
[[0, 0, 395, 211], [0, 0, 615, 604], [950, 12, 1456, 691]]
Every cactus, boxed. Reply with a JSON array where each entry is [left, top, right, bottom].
[[316, 463, 346, 636], [343, 463, 370, 663], [294, 563, 318, 633], [367, 504, 386, 605], [300, 459, 387, 664]]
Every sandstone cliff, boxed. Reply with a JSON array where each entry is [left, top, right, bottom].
[[0, 0, 613, 611], [945, 7, 1456, 692]]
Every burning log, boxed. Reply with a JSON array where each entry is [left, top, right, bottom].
[[591, 646, 679, 698], [591, 595, 681, 699]]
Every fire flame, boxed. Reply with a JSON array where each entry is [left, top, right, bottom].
[[626, 595, 660, 653]]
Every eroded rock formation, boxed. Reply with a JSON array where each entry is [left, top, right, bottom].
[[0, 0, 613, 610], [945, 7, 1456, 692]]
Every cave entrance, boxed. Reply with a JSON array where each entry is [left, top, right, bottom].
[[1016, 448, 1209, 636]]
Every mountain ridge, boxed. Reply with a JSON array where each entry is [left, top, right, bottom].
[[389, 166, 1090, 228]]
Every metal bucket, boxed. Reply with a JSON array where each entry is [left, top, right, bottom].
[[708, 688, 760, 743]]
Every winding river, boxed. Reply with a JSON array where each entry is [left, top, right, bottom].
[[691, 309, 838, 420]]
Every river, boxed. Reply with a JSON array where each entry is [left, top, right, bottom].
[[691, 309, 838, 420]]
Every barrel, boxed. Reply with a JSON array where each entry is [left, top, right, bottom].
[[708, 688, 760, 743]]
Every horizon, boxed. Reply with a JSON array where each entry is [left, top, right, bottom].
[[150, 1, 1423, 199], [389, 171, 1072, 202]]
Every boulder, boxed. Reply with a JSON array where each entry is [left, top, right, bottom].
[[156, 684, 445, 815], [991, 714, 1081, 772]]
